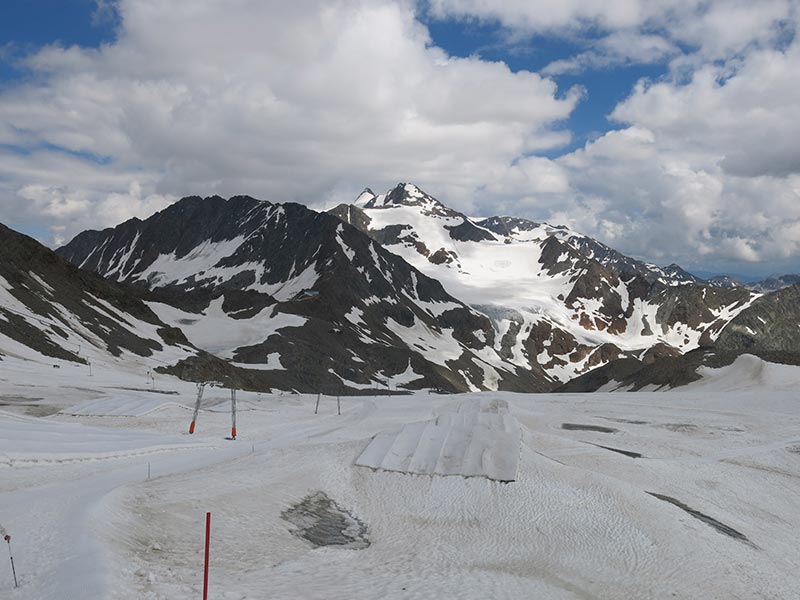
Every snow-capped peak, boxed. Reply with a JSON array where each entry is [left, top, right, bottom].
[[363, 183, 453, 215], [353, 188, 376, 207]]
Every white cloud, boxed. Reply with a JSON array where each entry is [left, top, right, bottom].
[[430, 0, 795, 72], [426, 0, 800, 270], [427, 0, 645, 32], [0, 0, 798, 277], [0, 0, 578, 244], [612, 42, 800, 178], [542, 32, 678, 75]]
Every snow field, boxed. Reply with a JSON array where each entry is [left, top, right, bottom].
[[1, 359, 799, 599]]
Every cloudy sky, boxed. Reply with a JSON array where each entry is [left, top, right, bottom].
[[1, 0, 798, 278]]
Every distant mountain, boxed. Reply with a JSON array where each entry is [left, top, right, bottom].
[[0, 222, 196, 369], [747, 274, 800, 293], [330, 183, 756, 383], [698, 273, 800, 293], [706, 275, 744, 289], [557, 284, 800, 392], [48, 182, 796, 394], [713, 283, 800, 355], [57, 195, 547, 393]]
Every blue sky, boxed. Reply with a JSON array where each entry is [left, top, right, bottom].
[[0, 1, 797, 279], [0, 1, 114, 78]]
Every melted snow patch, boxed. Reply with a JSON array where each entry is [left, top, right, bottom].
[[259, 263, 320, 302], [344, 307, 366, 326], [355, 398, 521, 482], [231, 352, 285, 371], [382, 361, 424, 388]]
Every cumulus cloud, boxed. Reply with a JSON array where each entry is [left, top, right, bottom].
[[552, 59, 800, 269], [0, 0, 798, 276], [0, 0, 578, 243], [559, 34, 800, 269], [426, 0, 800, 270], [611, 42, 800, 179]]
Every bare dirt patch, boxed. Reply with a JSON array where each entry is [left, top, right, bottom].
[[282, 491, 369, 549]]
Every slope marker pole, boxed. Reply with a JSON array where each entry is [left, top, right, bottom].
[[5, 535, 17, 589], [314, 393, 320, 415]]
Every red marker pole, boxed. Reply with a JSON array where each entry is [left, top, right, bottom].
[[203, 512, 211, 600]]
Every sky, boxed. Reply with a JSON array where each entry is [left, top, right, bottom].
[[0, 0, 798, 279]]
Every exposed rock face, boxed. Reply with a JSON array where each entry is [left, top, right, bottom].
[[559, 287, 800, 392], [0, 223, 194, 365], [707, 275, 744, 289], [714, 284, 800, 354]]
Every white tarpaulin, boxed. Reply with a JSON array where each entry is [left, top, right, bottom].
[[355, 397, 521, 481]]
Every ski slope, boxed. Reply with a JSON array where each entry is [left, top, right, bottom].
[[1, 356, 799, 599]]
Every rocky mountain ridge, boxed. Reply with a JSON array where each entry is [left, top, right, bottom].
[[1, 182, 792, 393], [330, 184, 758, 383]]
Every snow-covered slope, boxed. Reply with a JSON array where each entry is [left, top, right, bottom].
[[687, 354, 800, 392], [331, 184, 758, 382], [4, 379, 800, 599]]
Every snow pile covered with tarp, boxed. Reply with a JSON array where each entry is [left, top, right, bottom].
[[355, 397, 521, 481]]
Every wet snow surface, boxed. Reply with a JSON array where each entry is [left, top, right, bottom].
[[1, 355, 800, 599]]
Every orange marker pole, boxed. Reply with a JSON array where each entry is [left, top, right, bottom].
[[203, 512, 211, 600], [230, 389, 237, 440], [189, 383, 204, 434]]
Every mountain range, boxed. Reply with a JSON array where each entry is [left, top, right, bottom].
[[2, 183, 798, 393]]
